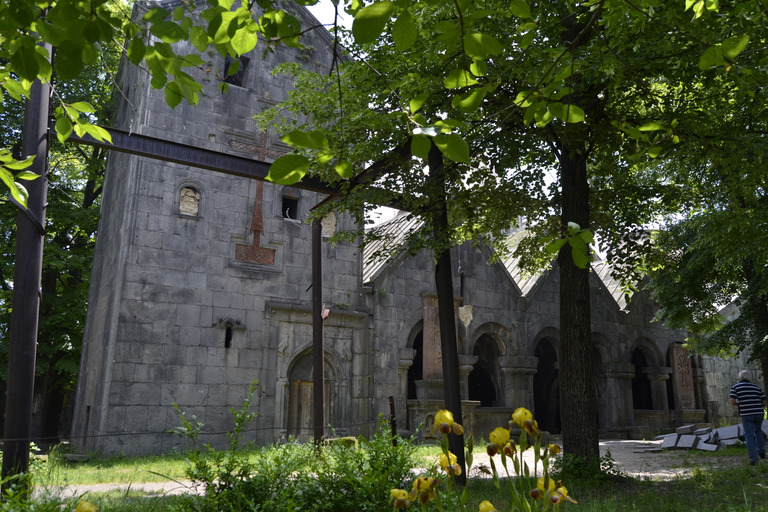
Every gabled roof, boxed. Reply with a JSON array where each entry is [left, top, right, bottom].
[[362, 211, 424, 284], [362, 212, 632, 309]]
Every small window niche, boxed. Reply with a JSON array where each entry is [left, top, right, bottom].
[[280, 187, 301, 220], [179, 186, 201, 217], [215, 317, 246, 348], [224, 55, 251, 88]]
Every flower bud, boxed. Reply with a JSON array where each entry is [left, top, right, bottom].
[[486, 444, 498, 457], [452, 422, 464, 435], [529, 488, 543, 500], [438, 422, 452, 434]]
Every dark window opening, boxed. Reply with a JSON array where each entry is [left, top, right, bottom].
[[224, 56, 251, 87], [225, 326, 233, 348], [282, 196, 299, 220]]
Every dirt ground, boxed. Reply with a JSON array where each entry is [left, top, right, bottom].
[[466, 438, 749, 481]]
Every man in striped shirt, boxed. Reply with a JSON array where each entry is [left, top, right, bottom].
[[730, 370, 768, 465]]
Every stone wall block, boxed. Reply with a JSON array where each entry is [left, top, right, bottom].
[[124, 406, 149, 431], [162, 384, 209, 406]]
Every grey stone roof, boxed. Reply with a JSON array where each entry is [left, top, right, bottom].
[[363, 212, 632, 309], [362, 211, 423, 284]]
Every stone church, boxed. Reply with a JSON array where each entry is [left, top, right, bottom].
[[71, 1, 748, 455]]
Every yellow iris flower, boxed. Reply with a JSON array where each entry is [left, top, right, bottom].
[[512, 407, 533, 428]]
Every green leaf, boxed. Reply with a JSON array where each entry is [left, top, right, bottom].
[[409, 92, 429, 114], [173, 6, 185, 21], [55, 43, 85, 80], [411, 134, 431, 159], [164, 81, 183, 108], [464, 32, 503, 59], [335, 160, 353, 179], [470, 59, 487, 77], [84, 124, 112, 143], [647, 146, 662, 158], [127, 37, 146, 66], [571, 247, 590, 268], [144, 7, 170, 24], [10, 181, 29, 208], [182, 54, 205, 67], [55, 116, 73, 143], [638, 122, 664, 131], [10, 45, 38, 82], [513, 91, 535, 108], [267, 154, 311, 185], [434, 133, 470, 164], [392, 9, 417, 51], [3, 78, 29, 101], [721, 34, 748, 59], [151, 21, 188, 44], [281, 130, 329, 150], [71, 102, 95, 113], [15, 170, 39, 180], [352, 1, 394, 45], [444, 69, 478, 89], [545, 238, 567, 254], [705, 0, 718, 11], [3, 156, 35, 170], [509, 0, 531, 18], [520, 30, 534, 49], [231, 23, 258, 55], [451, 87, 487, 113], [699, 46, 725, 70], [561, 104, 585, 123], [189, 26, 209, 52]]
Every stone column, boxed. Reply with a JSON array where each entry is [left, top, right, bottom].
[[603, 363, 636, 429], [644, 367, 673, 420], [397, 348, 415, 425], [498, 356, 538, 410], [458, 355, 478, 400], [275, 377, 289, 438], [422, 293, 442, 379]]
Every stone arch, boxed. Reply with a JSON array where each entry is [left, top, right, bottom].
[[531, 327, 560, 358], [285, 347, 343, 439], [467, 322, 513, 357], [176, 180, 204, 218], [469, 333, 502, 407], [533, 332, 560, 434]]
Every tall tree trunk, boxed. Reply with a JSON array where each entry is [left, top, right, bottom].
[[557, 141, 599, 460]]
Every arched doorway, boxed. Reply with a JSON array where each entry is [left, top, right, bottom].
[[631, 348, 653, 410], [469, 334, 500, 407], [534, 338, 561, 434], [287, 351, 334, 439]]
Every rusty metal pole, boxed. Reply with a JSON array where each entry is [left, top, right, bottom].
[[429, 142, 466, 485], [312, 218, 325, 446], [2, 43, 52, 482]]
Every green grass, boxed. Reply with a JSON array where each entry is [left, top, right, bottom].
[[36, 450, 194, 486], [22, 440, 768, 512]]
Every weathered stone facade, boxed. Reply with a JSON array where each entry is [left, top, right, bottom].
[[71, 1, 754, 455]]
